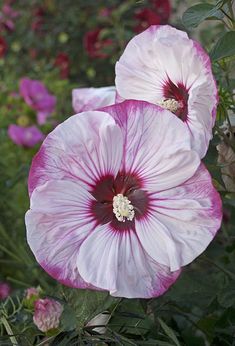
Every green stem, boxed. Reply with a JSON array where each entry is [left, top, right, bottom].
[[35, 336, 55, 346], [1, 316, 18, 346]]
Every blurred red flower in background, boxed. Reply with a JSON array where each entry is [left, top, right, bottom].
[[31, 7, 45, 32], [0, 36, 7, 57], [84, 28, 113, 58], [54, 52, 70, 79], [134, 0, 171, 33]]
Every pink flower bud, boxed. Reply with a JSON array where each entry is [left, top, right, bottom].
[[25, 287, 40, 300], [33, 298, 63, 332], [0, 282, 11, 300]]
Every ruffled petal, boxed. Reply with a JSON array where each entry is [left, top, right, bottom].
[[72, 86, 116, 113], [101, 100, 200, 192], [115, 25, 217, 158], [77, 224, 180, 298], [136, 164, 222, 271], [26, 180, 98, 289], [28, 111, 123, 195]]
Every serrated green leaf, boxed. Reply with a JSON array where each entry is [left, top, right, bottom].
[[182, 3, 223, 29], [210, 32, 235, 61], [157, 318, 180, 346]]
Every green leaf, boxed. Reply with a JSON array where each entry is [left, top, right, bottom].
[[60, 288, 117, 330], [60, 304, 77, 331], [182, 3, 224, 29], [217, 282, 235, 308], [210, 32, 235, 61], [109, 299, 153, 336], [157, 318, 180, 346]]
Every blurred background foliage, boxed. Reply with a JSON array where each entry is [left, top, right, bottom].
[[0, 0, 235, 345]]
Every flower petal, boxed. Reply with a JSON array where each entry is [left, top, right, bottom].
[[72, 86, 116, 113], [115, 25, 218, 158], [101, 100, 200, 192], [28, 111, 123, 195], [77, 224, 180, 298], [26, 179, 98, 289], [135, 164, 222, 271]]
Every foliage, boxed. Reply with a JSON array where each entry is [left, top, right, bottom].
[[0, 0, 235, 345]]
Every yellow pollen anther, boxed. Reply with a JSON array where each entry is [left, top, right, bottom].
[[157, 98, 182, 113], [113, 194, 135, 222]]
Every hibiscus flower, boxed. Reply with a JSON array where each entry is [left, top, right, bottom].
[[25, 100, 222, 298], [115, 25, 218, 158]]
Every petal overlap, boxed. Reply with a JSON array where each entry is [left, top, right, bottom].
[[136, 164, 222, 271], [77, 224, 180, 298], [101, 100, 200, 191]]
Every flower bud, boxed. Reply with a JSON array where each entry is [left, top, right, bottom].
[[33, 298, 63, 333]]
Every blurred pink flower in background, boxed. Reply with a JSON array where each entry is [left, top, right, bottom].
[[0, 282, 11, 300], [8, 124, 44, 147], [0, 35, 7, 57], [84, 28, 113, 58], [72, 86, 116, 113], [26, 100, 222, 298], [33, 298, 63, 332], [0, 3, 19, 32], [19, 78, 56, 125]]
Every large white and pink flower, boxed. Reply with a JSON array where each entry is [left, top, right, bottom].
[[72, 86, 116, 113], [25, 100, 222, 298], [115, 25, 218, 158]]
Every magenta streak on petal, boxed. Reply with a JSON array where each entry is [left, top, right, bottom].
[[163, 79, 189, 122], [40, 259, 104, 290], [90, 172, 149, 231], [150, 267, 181, 297]]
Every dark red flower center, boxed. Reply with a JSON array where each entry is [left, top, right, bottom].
[[90, 172, 149, 231], [163, 79, 189, 122]]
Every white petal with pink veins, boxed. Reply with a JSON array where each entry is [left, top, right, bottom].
[[77, 224, 180, 298], [102, 100, 200, 192], [136, 164, 222, 271], [28, 111, 123, 195], [26, 180, 97, 289], [72, 86, 116, 113]]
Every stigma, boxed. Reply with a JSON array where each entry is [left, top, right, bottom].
[[157, 98, 182, 113], [113, 194, 135, 222]]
